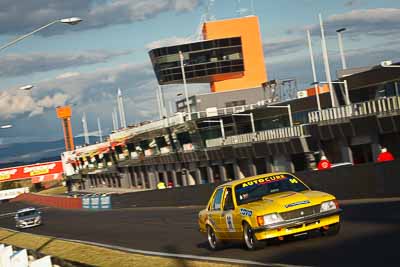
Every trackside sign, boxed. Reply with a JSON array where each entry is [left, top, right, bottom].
[[0, 161, 63, 183], [0, 187, 29, 200]]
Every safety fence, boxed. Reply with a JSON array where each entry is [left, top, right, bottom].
[[82, 194, 112, 209], [0, 244, 52, 267], [205, 124, 306, 148], [308, 96, 400, 123], [11, 194, 82, 209]]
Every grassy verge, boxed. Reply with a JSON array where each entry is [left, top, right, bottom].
[[37, 186, 67, 196], [0, 229, 244, 267]]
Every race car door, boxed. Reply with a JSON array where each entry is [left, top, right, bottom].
[[207, 187, 225, 235], [220, 187, 241, 240]]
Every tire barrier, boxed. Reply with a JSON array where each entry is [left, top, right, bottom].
[[10, 193, 82, 209], [82, 195, 112, 209], [112, 159, 400, 208]]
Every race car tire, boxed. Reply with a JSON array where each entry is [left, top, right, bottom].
[[321, 222, 341, 236], [243, 222, 264, 250], [207, 225, 223, 250]]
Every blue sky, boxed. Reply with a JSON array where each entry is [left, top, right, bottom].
[[0, 0, 400, 161]]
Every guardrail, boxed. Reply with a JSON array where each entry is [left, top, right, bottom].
[[308, 96, 400, 123], [205, 125, 306, 148]]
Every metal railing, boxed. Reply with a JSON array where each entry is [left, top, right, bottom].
[[308, 96, 400, 123], [205, 125, 306, 148], [189, 100, 270, 119]]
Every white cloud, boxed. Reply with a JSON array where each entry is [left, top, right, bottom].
[[0, 50, 131, 77], [0, 91, 68, 119], [146, 36, 195, 50], [56, 72, 80, 79], [290, 8, 400, 38], [264, 37, 306, 58], [0, 0, 202, 36]]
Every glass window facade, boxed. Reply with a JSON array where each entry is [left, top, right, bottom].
[[148, 37, 244, 85]]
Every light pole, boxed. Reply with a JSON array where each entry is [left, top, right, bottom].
[[313, 80, 351, 106], [306, 29, 321, 112], [232, 113, 255, 133], [266, 105, 293, 128], [178, 51, 192, 120], [0, 17, 82, 53], [319, 13, 337, 108], [336, 28, 347, 70], [203, 119, 225, 139]]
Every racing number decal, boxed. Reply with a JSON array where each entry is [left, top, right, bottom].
[[225, 213, 235, 232]]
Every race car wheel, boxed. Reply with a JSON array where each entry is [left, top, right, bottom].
[[207, 225, 223, 250], [321, 222, 341, 236], [243, 222, 264, 250]]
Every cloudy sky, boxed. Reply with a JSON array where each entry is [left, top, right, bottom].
[[0, 0, 400, 152]]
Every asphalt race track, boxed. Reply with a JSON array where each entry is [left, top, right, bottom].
[[0, 199, 399, 266]]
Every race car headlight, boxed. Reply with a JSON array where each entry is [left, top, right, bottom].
[[257, 213, 284, 226], [34, 217, 41, 223], [320, 200, 338, 212]]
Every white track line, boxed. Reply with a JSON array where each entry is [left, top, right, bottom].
[[60, 238, 311, 267]]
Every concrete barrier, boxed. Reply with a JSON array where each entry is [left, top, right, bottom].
[[112, 160, 400, 208], [11, 193, 82, 209]]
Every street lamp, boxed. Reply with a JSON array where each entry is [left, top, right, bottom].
[[380, 60, 400, 68], [203, 119, 225, 139], [336, 28, 347, 70], [232, 113, 255, 133], [265, 105, 293, 128], [0, 17, 82, 53], [19, 85, 34, 91], [312, 80, 351, 106], [0, 124, 12, 129], [178, 51, 192, 120]]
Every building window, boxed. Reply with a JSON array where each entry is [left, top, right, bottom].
[[225, 100, 246, 108]]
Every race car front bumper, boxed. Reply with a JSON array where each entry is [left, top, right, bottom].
[[254, 208, 342, 240], [16, 219, 42, 229]]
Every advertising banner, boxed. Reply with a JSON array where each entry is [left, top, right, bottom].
[[0, 187, 29, 200], [82, 195, 112, 209], [0, 161, 63, 183]]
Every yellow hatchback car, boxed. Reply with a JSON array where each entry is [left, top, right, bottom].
[[198, 172, 342, 250]]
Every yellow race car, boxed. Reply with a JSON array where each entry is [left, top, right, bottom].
[[198, 172, 342, 250]]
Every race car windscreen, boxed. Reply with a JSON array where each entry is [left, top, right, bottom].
[[17, 210, 38, 217], [235, 174, 309, 205]]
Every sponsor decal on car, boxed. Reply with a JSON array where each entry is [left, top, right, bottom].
[[285, 200, 311, 208], [240, 208, 253, 217], [240, 175, 287, 188], [225, 213, 235, 232]]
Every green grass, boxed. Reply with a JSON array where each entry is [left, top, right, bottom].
[[37, 186, 67, 195], [0, 229, 244, 267]]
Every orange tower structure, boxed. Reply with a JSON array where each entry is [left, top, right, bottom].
[[56, 106, 74, 151], [202, 16, 268, 92]]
